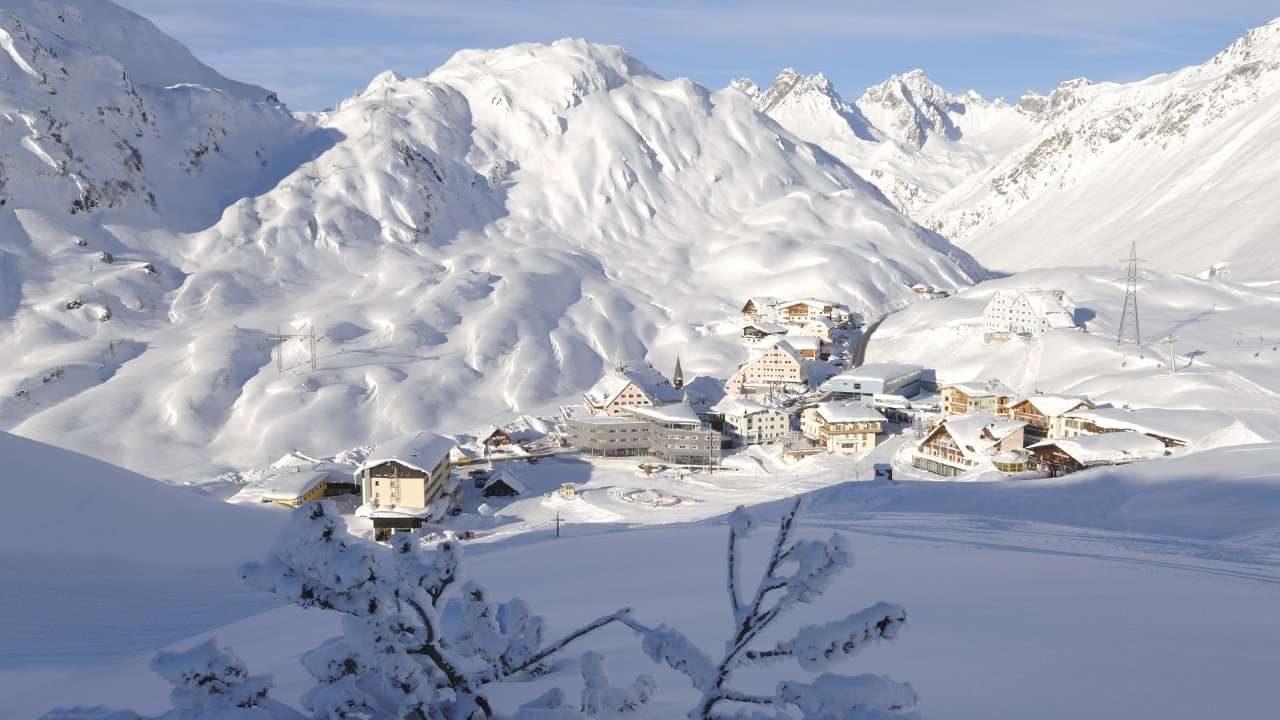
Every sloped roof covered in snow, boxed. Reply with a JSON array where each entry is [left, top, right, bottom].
[[711, 395, 779, 417], [1064, 407, 1235, 444], [778, 297, 848, 312], [483, 468, 526, 495], [743, 322, 788, 334], [927, 412, 1026, 462], [355, 431, 454, 476], [787, 335, 823, 351], [944, 379, 1017, 398], [624, 402, 703, 425], [742, 296, 781, 312], [584, 364, 682, 407], [1021, 290, 1077, 328], [763, 337, 806, 363], [1030, 431, 1166, 465], [258, 469, 329, 501], [837, 362, 923, 384], [1014, 394, 1093, 418], [814, 401, 887, 424]]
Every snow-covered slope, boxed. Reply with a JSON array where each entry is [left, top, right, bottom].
[[0, 5, 983, 479], [864, 267, 1280, 442], [0, 430, 286, 667], [925, 18, 1280, 276], [15, 445, 1280, 718], [732, 68, 1039, 217]]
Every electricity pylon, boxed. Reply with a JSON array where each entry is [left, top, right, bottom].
[[1117, 242, 1142, 349]]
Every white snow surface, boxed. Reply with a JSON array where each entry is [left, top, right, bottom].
[[865, 266, 1280, 442], [10, 436, 1280, 719], [0, 6, 982, 481]]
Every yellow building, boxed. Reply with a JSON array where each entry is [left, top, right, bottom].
[[800, 401, 887, 455], [356, 432, 454, 510], [259, 469, 330, 508]]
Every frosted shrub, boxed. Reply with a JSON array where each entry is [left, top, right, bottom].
[[240, 501, 634, 720], [616, 499, 919, 720], [41, 639, 301, 720]]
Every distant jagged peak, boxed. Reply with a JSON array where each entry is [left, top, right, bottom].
[[862, 68, 958, 107], [1206, 16, 1280, 69], [729, 77, 760, 99], [753, 67, 845, 112], [857, 68, 972, 148], [1015, 77, 1093, 121]]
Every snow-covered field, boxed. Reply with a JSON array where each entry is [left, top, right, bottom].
[[8, 432, 1280, 719]]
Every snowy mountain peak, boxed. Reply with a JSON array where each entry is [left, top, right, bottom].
[[729, 77, 760, 99], [1014, 77, 1092, 120], [749, 67, 842, 113], [857, 69, 967, 147]]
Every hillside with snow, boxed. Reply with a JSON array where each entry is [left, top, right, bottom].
[[864, 267, 1280, 442], [922, 19, 1280, 276], [737, 20, 1280, 278], [0, 2, 982, 479]]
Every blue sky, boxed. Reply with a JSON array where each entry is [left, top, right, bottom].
[[117, 1, 1278, 111]]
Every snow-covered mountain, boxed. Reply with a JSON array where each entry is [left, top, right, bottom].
[[731, 68, 1039, 217], [738, 19, 1280, 278], [0, 3, 982, 478], [923, 18, 1280, 276]]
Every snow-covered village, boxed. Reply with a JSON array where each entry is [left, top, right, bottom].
[[4, 2, 1280, 719]]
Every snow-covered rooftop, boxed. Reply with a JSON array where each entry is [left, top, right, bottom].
[[624, 402, 703, 425], [837, 362, 923, 383], [1030, 431, 1167, 465], [945, 378, 1017, 397], [1064, 407, 1235, 444], [584, 364, 682, 407], [930, 412, 1026, 462], [710, 395, 777, 417], [354, 431, 454, 477], [1014, 394, 1093, 418], [779, 297, 846, 311], [743, 321, 788, 334], [814, 401, 887, 424], [787, 335, 822, 351], [483, 468, 527, 495], [258, 469, 329, 501]]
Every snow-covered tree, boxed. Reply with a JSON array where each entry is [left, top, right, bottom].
[[42, 639, 304, 720], [149, 639, 274, 717], [615, 499, 918, 719], [579, 651, 655, 717], [240, 501, 634, 720]]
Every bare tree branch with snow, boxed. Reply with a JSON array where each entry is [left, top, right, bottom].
[[240, 501, 634, 720], [617, 498, 918, 720]]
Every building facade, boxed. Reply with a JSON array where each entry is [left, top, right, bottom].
[[800, 402, 887, 455], [830, 363, 923, 401], [913, 414, 1026, 477], [565, 404, 721, 465], [726, 339, 807, 394], [941, 380, 1016, 416], [983, 289, 1078, 338], [712, 396, 790, 446], [356, 432, 454, 510], [1007, 395, 1094, 440]]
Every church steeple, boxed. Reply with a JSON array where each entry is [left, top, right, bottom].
[[673, 356, 684, 390]]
